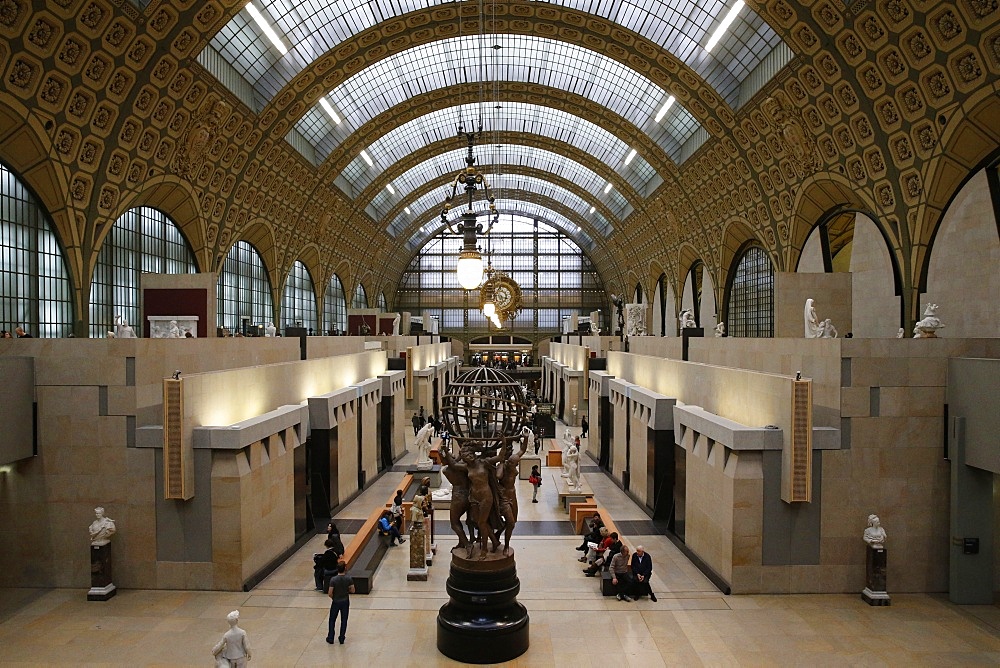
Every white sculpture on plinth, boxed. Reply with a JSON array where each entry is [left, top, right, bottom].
[[820, 318, 838, 339], [392, 313, 401, 336], [565, 444, 581, 490], [804, 299, 824, 338], [896, 328, 905, 339], [863, 514, 887, 548], [913, 304, 944, 338], [413, 422, 435, 469], [520, 426, 535, 456], [714, 322, 726, 337], [560, 428, 573, 477], [114, 315, 136, 339], [89, 507, 116, 546], [625, 303, 646, 337], [212, 610, 252, 667], [264, 322, 277, 337], [679, 309, 696, 330]]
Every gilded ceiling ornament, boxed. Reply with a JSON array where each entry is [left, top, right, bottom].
[[763, 97, 819, 177], [173, 100, 229, 179]]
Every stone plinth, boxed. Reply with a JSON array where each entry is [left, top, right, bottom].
[[862, 545, 890, 606], [546, 449, 562, 467], [437, 546, 529, 663], [88, 544, 116, 601], [407, 521, 428, 581]]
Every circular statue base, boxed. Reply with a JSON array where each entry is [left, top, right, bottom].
[[437, 545, 529, 664]]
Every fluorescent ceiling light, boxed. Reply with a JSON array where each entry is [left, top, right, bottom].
[[319, 98, 341, 125], [705, 0, 745, 54], [245, 3, 288, 56], [603, 182, 613, 194], [589, 206, 596, 214], [360, 149, 373, 166], [404, 206, 411, 215], [624, 148, 637, 165], [386, 183, 395, 195], [654, 95, 675, 122]]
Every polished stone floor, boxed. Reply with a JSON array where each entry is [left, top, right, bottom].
[[2, 426, 999, 666]]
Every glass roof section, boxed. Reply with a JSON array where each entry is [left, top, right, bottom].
[[294, 34, 700, 165], [370, 145, 632, 222], [388, 175, 613, 242], [209, 0, 787, 111], [406, 199, 595, 252], [342, 103, 656, 194]]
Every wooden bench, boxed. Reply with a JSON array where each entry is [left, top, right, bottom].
[[339, 474, 414, 593]]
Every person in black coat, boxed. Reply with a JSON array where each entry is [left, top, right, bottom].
[[314, 539, 342, 591], [630, 545, 657, 602]]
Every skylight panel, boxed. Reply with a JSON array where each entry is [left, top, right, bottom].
[[245, 3, 288, 55], [705, 0, 745, 53]]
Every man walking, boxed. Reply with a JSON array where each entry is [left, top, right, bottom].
[[580, 415, 589, 439], [411, 413, 420, 436], [326, 562, 355, 644], [630, 545, 657, 602]]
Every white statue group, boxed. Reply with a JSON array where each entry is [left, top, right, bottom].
[[561, 428, 581, 490], [804, 299, 838, 339], [413, 422, 436, 469]]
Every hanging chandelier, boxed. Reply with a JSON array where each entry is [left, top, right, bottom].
[[441, 128, 499, 290]]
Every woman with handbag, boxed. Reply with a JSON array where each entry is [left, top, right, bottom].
[[528, 465, 542, 503]]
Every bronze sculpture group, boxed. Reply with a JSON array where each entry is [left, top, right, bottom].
[[439, 426, 531, 558]]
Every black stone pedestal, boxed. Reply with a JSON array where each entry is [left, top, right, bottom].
[[88, 544, 116, 601], [862, 545, 890, 606], [437, 547, 529, 663]]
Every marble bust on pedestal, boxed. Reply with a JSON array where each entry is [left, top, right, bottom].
[[862, 514, 891, 606], [89, 507, 116, 546], [863, 514, 886, 548]]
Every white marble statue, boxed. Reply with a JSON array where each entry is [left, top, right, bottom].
[[392, 313, 401, 336], [561, 427, 573, 477], [212, 610, 252, 667], [413, 422, 435, 468], [625, 303, 647, 337], [714, 322, 726, 337], [896, 327, 905, 339], [521, 426, 535, 455], [565, 444, 581, 490], [114, 315, 136, 339], [88, 507, 116, 546], [679, 309, 696, 330], [820, 318, 838, 339], [804, 299, 824, 338], [913, 303, 945, 338], [863, 514, 887, 548], [264, 322, 277, 337]]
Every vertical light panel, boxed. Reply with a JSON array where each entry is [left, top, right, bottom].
[[163, 378, 193, 500], [783, 378, 812, 503]]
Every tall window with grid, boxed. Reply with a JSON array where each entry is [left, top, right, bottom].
[[726, 245, 774, 338], [352, 283, 367, 308], [216, 241, 274, 332], [396, 214, 605, 335], [281, 261, 318, 332], [377, 292, 387, 311], [323, 274, 347, 333], [0, 162, 74, 338], [89, 206, 197, 338]]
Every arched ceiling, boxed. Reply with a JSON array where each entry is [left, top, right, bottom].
[[200, 0, 787, 289]]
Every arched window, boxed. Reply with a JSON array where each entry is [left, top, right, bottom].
[[352, 283, 367, 308], [725, 245, 774, 337], [377, 291, 387, 311], [323, 274, 347, 333], [0, 161, 73, 337], [396, 214, 604, 333], [281, 261, 318, 332], [89, 206, 197, 337], [216, 241, 273, 333]]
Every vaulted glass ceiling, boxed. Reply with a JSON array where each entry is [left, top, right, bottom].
[[341, 103, 657, 193], [387, 173, 614, 243], [406, 200, 595, 252], [371, 144, 632, 224], [209, 0, 786, 110], [295, 34, 699, 165]]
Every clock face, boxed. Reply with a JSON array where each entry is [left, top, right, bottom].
[[494, 284, 514, 310]]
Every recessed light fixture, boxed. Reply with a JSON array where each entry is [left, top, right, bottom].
[[705, 0, 745, 54], [603, 182, 613, 194], [589, 206, 596, 214], [360, 149, 373, 166], [624, 148, 637, 165], [654, 95, 676, 122], [245, 3, 288, 55], [319, 98, 341, 125], [386, 183, 395, 195], [404, 206, 411, 215]]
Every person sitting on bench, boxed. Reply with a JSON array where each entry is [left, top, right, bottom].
[[377, 510, 405, 546]]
